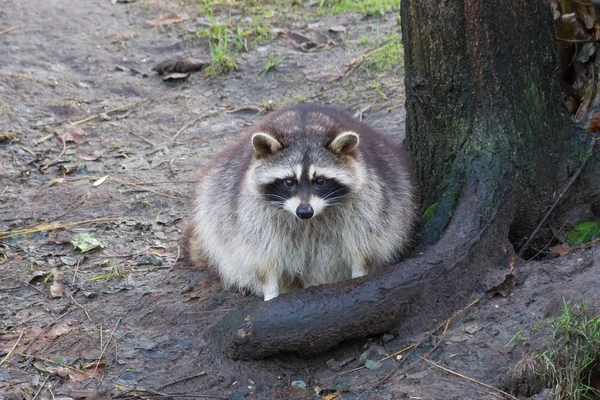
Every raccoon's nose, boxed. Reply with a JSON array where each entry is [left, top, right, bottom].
[[296, 204, 314, 219]]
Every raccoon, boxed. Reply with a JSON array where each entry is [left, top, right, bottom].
[[184, 104, 418, 301]]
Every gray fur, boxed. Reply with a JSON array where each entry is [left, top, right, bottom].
[[188, 104, 418, 301]]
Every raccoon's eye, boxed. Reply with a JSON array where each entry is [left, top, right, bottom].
[[314, 177, 326, 186], [283, 178, 295, 188]]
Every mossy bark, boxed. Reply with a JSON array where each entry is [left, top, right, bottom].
[[208, 0, 589, 359], [404, 0, 580, 246]]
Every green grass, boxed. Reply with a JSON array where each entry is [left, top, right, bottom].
[[514, 300, 600, 400], [194, 10, 273, 77], [90, 265, 124, 281], [260, 53, 283, 76], [363, 32, 403, 71], [196, 20, 238, 77], [316, 0, 399, 17]]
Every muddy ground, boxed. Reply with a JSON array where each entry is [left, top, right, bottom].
[[1, 1, 600, 399]]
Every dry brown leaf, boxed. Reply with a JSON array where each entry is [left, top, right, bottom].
[[145, 12, 190, 28], [551, 242, 574, 256], [58, 126, 86, 144], [575, 6, 596, 30], [77, 154, 100, 161]]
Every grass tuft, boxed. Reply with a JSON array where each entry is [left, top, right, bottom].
[[316, 0, 399, 17], [514, 300, 600, 400]]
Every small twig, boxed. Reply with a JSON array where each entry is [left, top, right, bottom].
[[0, 185, 9, 198], [110, 178, 184, 199], [0, 331, 24, 367], [419, 357, 518, 400], [120, 179, 201, 185], [555, 36, 599, 43], [171, 128, 245, 147], [32, 375, 50, 400], [171, 111, 218, 142], [69, 292, 92, 322], [0, 25, 25, 36], [69, 88, 181, 127], [0, 217, 129, 240], [334, 344, 415, 379], [0, 72, 52, 85], [40, 132, 67, 171], [157, 371, 207, 390], [159, 245, 180, 282], [93, 318, 121, 377], [129, 131, 155, 147], [518, 138, 596, 257], [114, 384, 227, 399], [48, 380, 57, 400], [527, 221, 568, 261], [187, 308, 236, 314], [72, 257, 81, 285]]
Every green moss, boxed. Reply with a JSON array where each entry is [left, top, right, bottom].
[[423, 203, 438, 223]]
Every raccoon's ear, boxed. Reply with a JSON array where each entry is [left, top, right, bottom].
[[328, 131, 359, 154], [251, 132, 283, 157]]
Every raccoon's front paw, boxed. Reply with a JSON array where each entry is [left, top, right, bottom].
[[351, 264, 368, 279], [262, 277, 280, 301]]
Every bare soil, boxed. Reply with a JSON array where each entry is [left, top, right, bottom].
[[1, 1, 599, 399]]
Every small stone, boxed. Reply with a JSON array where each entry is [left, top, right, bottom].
[[291, 380, 307, 389], [364, 359, 383, 370], [382, 333, 395, 344]]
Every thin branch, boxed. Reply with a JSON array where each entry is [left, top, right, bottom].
[[40, 132, 67, 171], [0, 25, 25, 36], [419, 357, 518, 400], [110, 178, 185, 199], [518, 137, 596, 256], [171, 111, 218, 142], [0, 331, 24, 366]]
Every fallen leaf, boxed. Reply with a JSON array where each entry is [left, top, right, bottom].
[[77, 154, 100, 161], [588, 111, 600, 132], [93, 175, 109, 186], [568, 221, 600, 247], [145, 12, 190, 28], [551, 242, 573, 256], [463, 323, 482, 334], [57, 164, 79, 175], [58, 126, 86, 144], [71, 233, 104, 253], [50, 282, 64, 298], [49, 268, 64, 298]]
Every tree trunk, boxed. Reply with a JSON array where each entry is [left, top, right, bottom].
[[209, 0, 588, 359]]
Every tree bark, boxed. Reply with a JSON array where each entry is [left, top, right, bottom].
[[208, 0, 588, 359]]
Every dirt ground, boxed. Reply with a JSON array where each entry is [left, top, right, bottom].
[[1, 1, 600, 399]]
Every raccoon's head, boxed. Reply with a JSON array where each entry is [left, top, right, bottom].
[[248, 130, 363, 220]]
